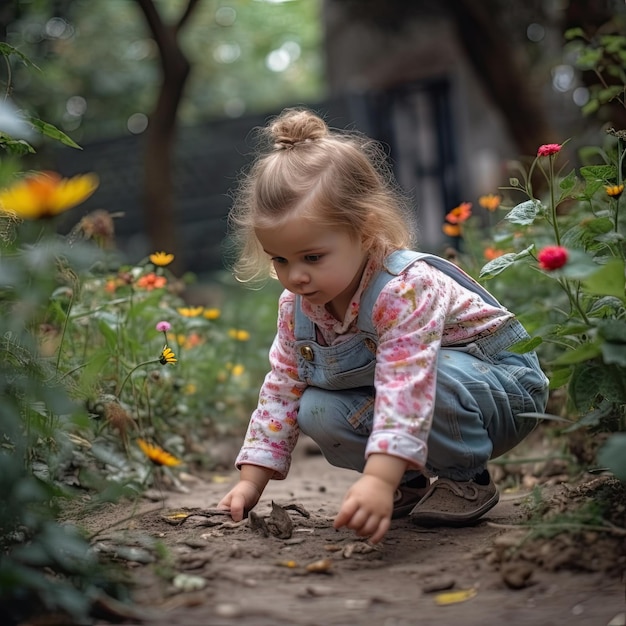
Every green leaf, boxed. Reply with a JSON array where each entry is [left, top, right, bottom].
[[564, 27, 586, 41], [504, 200, 541, 226], [597, 434, 626, 481], [579, 164, 616, 181], [601, 342, 626, 366], [0, 42, 40, 69], [597, 318, 626, 343], [507, 336, 543, 353], [582, 100, 600, 116], [558, 169, 577, 194], [598, 85, 624, 103], [479, 245, 534, 279], [553, 342, 602, 365], [28, 118, 82, 149], [583, 259, 625, 300], [0, 135, 36, 156], [548, 367, 572, 389]]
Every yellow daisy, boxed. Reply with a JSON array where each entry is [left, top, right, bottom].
[[159, 345, 177, 364], [0, 171, 98, 219]]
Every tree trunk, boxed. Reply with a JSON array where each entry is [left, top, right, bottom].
[[446, 0, 557, 157], [134, 0, 201, 276]]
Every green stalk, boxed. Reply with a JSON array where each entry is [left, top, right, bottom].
[[117, 358, 160, 398], [548, 154, 561, 246]]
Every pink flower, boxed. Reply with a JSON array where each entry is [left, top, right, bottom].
[[156, 321, 171, 332], [537, 143, 562, 157], [538, 246, 568, 271]]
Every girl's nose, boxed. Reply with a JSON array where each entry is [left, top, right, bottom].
[[289, 265, 309, 285]]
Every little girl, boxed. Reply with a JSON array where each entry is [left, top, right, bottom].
[[217, 107, 549, 544]]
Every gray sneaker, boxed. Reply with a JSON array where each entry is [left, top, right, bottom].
[[408, 476, 499, 527]]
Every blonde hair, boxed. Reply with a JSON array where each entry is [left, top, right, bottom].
[[227, 107, 416, 284]]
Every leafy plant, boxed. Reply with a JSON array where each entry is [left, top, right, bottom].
[[445, 29, 626, 481]]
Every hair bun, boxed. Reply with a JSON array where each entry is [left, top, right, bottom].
[[269, 108, 328, 149]]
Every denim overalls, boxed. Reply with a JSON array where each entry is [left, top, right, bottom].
[[295, 250, 549, 481]]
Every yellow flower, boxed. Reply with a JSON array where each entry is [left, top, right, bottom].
[[183, 383, 197, 395], [478, 194, 501, 212], [177, 306, 204, 317], [159, 345, 177, 364], [228, 328, 250, 341], [137, 438, 182, 467], [0, 171, 98, 219], [203, 308, 221, 320], [605, 184, 624, 198], [149, 251, 175, 266], [231, 364, 245, 377]]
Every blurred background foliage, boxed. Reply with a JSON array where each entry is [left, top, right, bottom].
[[2, 0, 324, 142]]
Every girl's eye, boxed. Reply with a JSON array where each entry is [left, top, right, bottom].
[[305, 254, 322, 263], [271, 257, 287, 265]]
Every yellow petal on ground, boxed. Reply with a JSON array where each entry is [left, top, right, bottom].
[[434, 588, 477, 605], [211, 475, 232, 483]]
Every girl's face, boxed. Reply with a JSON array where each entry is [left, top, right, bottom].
[[255, 214, 368, 320]]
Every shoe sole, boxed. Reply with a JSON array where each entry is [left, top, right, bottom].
[[409, 491, 500, 527]]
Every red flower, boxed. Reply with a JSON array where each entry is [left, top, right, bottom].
[[537, 143, 562, 157], [538, 245, 568, 271]]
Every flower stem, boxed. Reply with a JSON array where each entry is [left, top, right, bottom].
[[117, 358, 160, 398], [549, 155, 561, 246]]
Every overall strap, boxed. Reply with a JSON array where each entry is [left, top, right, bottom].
[[357, 249, 505, 335], [294, 295, 316, 341]]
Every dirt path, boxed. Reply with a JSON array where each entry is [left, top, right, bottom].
[[88, 440, 625, 626]]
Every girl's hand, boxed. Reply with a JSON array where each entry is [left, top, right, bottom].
[[217, 480, 262, 521], [333, 474, 395, 544], [217, 464, 273, 521]]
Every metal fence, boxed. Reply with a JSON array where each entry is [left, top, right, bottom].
[[53, 81, 456, 275]]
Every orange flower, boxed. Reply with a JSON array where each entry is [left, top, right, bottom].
[[442, 223, 461, 237], [605, 184, 624, 198], [136, 273, 167, 290], [478, 194, 501, 212], [445, 202, 472, 224], [483, 247, 504, 261]]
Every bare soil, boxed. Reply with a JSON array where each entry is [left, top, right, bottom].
[[70, 436, 625, 626]]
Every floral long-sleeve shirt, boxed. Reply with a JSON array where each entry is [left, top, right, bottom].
[[235, 256, 513, 479]]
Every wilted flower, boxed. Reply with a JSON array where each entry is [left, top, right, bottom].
[[537, 143, 562, 157], [478, 194, 501, 212], [0, 171, 99, 220], [445, 202, 472, 224], [605, 184, 624, 198], [159, 345, 177, 364], [538, 245, 569, 271], [149, 251, 175, 266], [137, 438, 181, 467]]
